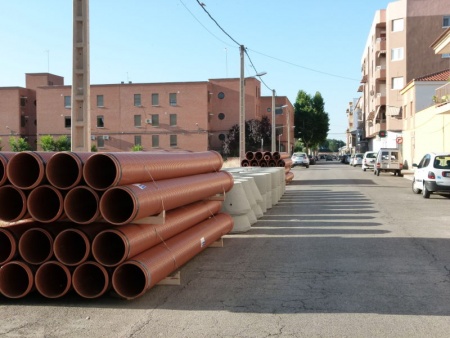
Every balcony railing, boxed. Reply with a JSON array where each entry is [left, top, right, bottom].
[[375, 37, 386, 53], [434, 82, 450, 104]]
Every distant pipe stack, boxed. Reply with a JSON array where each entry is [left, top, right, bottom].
[[0, 150, 234, 299], [239, 151, 293, 183]]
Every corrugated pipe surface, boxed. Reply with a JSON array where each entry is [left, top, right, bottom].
[[53, 223, 110, 266], [99, 171, 233, 226], [83, 151, 223, 191], [35, 261, 71, 298], [6, 151, 54, 190], [0, 185, 29, 222], [92, 200, 222, 267], [72, 261, 110, 298], [0, 221, 37, 265], [27, 185, 65, 223], [46, 152, 93, 190], [0, 152, 15, 186], [0, 260, 34, 298], [112, 212, 233, 300], [64, 186, 102, 224]]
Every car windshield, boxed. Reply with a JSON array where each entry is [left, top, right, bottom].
[[366, 153, 376, 158], [433, 155, 450, 169], [293, 153, 305, 157]]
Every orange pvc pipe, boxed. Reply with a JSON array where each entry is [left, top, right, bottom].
[[46, 152, 93, 190], [35, 261, 72, 299], [64, 186, 102, 224], [27, 185, 65, 223], [0, 152, 15, 186], [0, 221, 37, 265], [245, 151, 255, 160], [99, 171, 233, 226], [241, 159, 250, 167], [83, 151, 223, 191], [72, 261, 111, 299], [53, 223, 110, 266], [0, 260, 34, 298], [6, 151, 55, 190], [92, 200, 222, 267], [0, 185, 29, 222], [112, 212, 233, 300]]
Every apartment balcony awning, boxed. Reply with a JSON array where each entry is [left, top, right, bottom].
[[357, 85, 363, 92], [386, 105, 402, 117], [367, 110, 375, 121], [377, 50, 386, 57], [360, 75, 368, 83]]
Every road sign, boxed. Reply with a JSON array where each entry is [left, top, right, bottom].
[[396, 137, 403, 144]]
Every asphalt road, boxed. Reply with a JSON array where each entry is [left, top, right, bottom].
[[2, 160, 450, 337]]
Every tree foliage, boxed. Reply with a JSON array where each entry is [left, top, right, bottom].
[[9, 137, 31, 152], [320, 139, 346, 152], [294, 90, 330, 152], [39, 135, 71, 151]]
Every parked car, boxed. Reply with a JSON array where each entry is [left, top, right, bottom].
[[412, 152, 450, 198], [340, 155, 350, 164], [350, 153, 363, 167], [374, 148, 403, 176], [291, 152, 309, 168], [308, 155, 316, 165], [326, 155, 333, 161], [361, 151, 377, 172]]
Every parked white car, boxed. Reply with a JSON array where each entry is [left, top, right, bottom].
[[361, 151, 377, 171], [291, 152, 309, 168], [350, 153, 363, 167], [412, 152, 450, 198]]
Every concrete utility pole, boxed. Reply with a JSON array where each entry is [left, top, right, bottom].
[[71, 0, 91, 151], [271, 89, 276, 152], [239, 45, 245, 161]]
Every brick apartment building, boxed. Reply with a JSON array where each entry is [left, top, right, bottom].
[[350, 0, 450, 154], [0, 73, 294, 154]]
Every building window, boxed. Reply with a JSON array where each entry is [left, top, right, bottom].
[[152, 135, 159, 148], [20, 97, 27, 107], [152, 93, 159, 106], [97, 137, 105, 148], [134, 135, 142, 146], [134, 94, 141, 107], [97, 115, 105, 128], [443, 16, 450, 28], [218, 92, 225, 99], [391, 47, 404, 61], [392, 18, 404, 32], [218, 113, 225, 120], [134, 115, 142, 127], [442, 53, 450, 59], [97, 95, 104, 107], [169, 93, 177, 106], [151, 114, 159, 127], [392, 77, 404, 90], [170, 114, 177, 126], [170, 135, 177, 147], [64, 117, 71, 128], [64, 96, 71, 108]]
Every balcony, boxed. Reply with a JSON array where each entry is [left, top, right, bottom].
[[375, 65, 386, 80], [375, 92, 386, 106], [375, 37, 386, 53], [434, 82, 450, 104]]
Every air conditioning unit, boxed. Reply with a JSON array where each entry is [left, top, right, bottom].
[[145, 118, 152, 124], [103, 135, 110, 140], [91, 135, 96, 140]]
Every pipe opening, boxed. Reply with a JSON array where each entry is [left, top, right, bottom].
[[19, 229, 53, 264], [7, 152, 43, 189], [28, 186, 63, 222], [73, 262, 109, 298], [47, 153, 82, 189], [92, 230, 127, 267], [0, 230, 14, 264], [54, 230, 89, 266], [0, 156, 7, 185], [0, 186, 27, 222], [35, 262, 71, 298], [65, 187, 100, 224], [83, 155, 118, 190], [100, 188, 135, 225], [112, 263, 147, 299], [0, 262, 33, 298]]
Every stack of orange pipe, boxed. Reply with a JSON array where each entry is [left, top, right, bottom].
[[0, 150, 234, 299], [240, 151, 294, 183]]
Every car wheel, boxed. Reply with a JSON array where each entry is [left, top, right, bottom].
[[422, 183, 431, 199], [363, 168, 366, 172], [306, 165, 309, 168], [412, 179, 421, 194]]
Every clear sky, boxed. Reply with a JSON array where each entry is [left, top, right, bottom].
[[0, 0, 394, 142]]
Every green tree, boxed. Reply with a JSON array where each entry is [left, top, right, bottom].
[[39, 135, 71, 151], [9, 137, 31, 152], [131, 144, 144, 151], [294, 90, 330, 153], [0, 137, 3, 151]]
